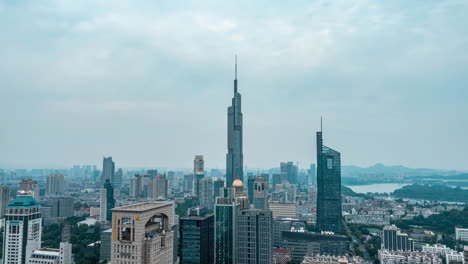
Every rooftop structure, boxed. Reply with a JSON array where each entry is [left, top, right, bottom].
[[111, 201, 174, 264]]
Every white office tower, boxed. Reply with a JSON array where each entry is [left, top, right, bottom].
[[3, 190, 42, 264], [46, 174, 64, 197], [111, 202, 174, 264]]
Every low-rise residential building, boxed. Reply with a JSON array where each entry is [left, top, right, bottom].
[[378, 250, 442, 264], [422, 244, 464, 264], [445, 250, 464, 264], [464, 246, 468, 263], [273, 248, 292, 264], [422, 244, 452, 256], [281, 231, 348, 263], [28, 242, 73, 264], [455, 227, 468, 242], [344, 213, 390, 226], [301, 255, 368, 264]]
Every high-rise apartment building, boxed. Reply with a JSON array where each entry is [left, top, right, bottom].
[[46, 174, 64, 197], [3, 190, 42, 264], [153, 174, 168, 199], [19, 178, 40, 200], [194, 155, 204, 175], [194, 174, 204, 198], [193, 155, 205, 197], [100, 229, 112, 263], [253, 176, 268, 210], [382, 225, 414, 251], [213, 179, 225, 199], [51, 197, 74, 218], [226, 57, 244, 187], [200, 177, 214, 210], [101, 157, 115, 187], [308, 163, 316, 186], [100, 179, 115, 223], [0, 169, 5, 185], [114, 168, 123, 189], [247, 175, 255, 205], [280, 162, 298, 185], [184, 174, 194, 194], [179, 210, 214, 264], [316, 127, 343, 233], [111, 202, 174, 264], [215, 187, 240, 264], [0, 186, 10, 218], [237, 209, 273, 264], [130, 177, 137, 197]]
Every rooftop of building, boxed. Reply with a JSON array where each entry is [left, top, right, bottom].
[[282, 230, 348, 241], [77, 218, 99, 226], [31, 249, 60, 257], [273, 248, 291, 254], [112, 201, 173, 213], [7, 193, 39, 208], [180, 214, 214, 221]]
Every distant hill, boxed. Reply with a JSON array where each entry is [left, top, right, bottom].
[[393, 184, 468, 203], [341, 163, 465, 184]]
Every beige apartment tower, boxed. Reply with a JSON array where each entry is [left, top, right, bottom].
[[111, 202, 174, 264]]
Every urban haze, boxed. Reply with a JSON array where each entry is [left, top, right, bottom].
[[1, 1, 468, 264]]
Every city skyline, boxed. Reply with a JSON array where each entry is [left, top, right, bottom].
[[1, 1, 468, 170]]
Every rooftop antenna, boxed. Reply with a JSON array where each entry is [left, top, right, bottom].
[[234, 55, 238, 94], [235, 54, 237, 80], [320, 116, 323, 133]]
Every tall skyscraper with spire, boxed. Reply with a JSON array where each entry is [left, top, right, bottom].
[[316, 119, 343, 233], [226, 56, 244, 187]]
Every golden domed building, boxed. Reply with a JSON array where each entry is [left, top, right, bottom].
[[232, 177, 249, 209]]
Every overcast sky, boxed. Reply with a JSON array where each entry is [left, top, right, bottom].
[[1, 0, 467, 170]]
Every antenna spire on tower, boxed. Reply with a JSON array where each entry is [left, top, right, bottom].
[[321, 116, 323, 133], [235, 54, 237, 80]]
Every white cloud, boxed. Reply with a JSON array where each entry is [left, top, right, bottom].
[[1, 0, 468, 169]]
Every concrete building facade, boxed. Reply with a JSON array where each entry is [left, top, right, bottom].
[[111, 202, 174, 264]]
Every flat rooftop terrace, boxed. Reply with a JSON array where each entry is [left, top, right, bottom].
[[112, 201, 172, 213]]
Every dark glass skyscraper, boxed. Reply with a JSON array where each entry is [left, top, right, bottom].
[[101, 156, 115, 187], [215, 188, 239, 264], [179, 212, 215, 264], [226, 57, 243, 187], [103, 179, 115, 222], [316, 129, 342, 233]]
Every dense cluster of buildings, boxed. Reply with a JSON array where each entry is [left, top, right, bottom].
[[0, 59, 466, 264]]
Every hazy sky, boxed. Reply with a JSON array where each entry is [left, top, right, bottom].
[[1, 0, 467, 170]]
